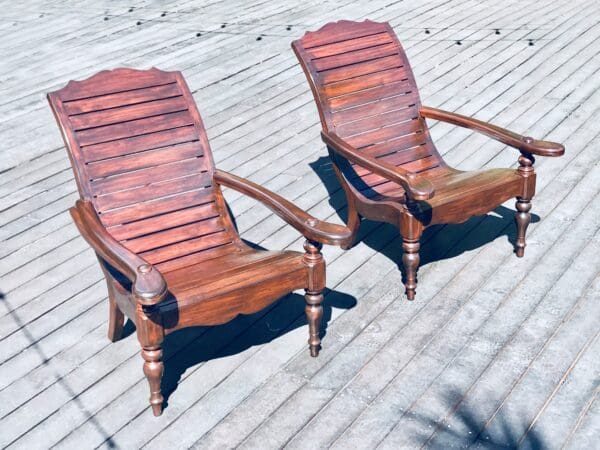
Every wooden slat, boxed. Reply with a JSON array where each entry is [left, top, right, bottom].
[[91, 157, 206, 195], [355, 155, 440, 185], [99, 188, 215, 227], [82, 126, 200, 163], [108, 202, 219, 241], [76, 111, 195, 146], [369, 141, 431, 161], [86, 141, 203, 179], [381, 153, 440, 173], [306, 32, 393, 59], [62, 83, 181, 115], [319, 54, 404, 85], [323, 67, 408, 98], [123, 217, 224, 253], [362, 135, 429, 158], [303, 22, 389, 49], [345, 118, 422, 148], [328, 80, 413, 111], [94, 172, 211, 211], [331, 91, 419, 125], [312, 43, 399, 72], [140, 230, 233, 265], [59, 69, 178, 101], [335, 106, 418, 138], [154, 242, 240, 273], [69, 96, 188, 131]]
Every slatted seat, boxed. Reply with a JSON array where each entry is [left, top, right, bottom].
[[163, 250, 306, 318], [48, 68, 352, 416], [293, 20, 565, 300], [366, 168, 524, 225]]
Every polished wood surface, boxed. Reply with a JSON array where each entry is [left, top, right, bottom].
[[48, 68, 351, 416], [293, 19, 565, 300]]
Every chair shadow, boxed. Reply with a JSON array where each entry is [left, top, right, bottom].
[[309, 156, 540, 271], [159, 288, 356, 407]]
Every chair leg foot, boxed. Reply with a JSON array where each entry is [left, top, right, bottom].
[[142, 346, 164, 416], [107, 294, 124, 342], [305, 290, 323, 357], [515, 197, 532, 258], [402, 238, 420, 300]]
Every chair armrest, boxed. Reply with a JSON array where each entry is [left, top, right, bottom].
[[419, 106, 565, 157], [321, 131, 435, 201], [214, 170, 353, 247], [70, 200, 167, 306]]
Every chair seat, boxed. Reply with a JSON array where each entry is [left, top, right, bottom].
[[162, 249, 306, 303], [369, 168, 524, 225], [156, 248, 310, 330]]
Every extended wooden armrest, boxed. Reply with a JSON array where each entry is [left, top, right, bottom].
[[214, 170, 353, 247], [419, 106, 565, 157], [70, 200, 167, 306], [321, 131, 435, 201]]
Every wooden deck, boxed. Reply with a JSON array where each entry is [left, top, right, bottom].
[[1, 0, 599, 448]]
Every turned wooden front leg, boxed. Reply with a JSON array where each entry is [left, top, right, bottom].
[[400, 211, 423, 301], [402, 238, 420, 300], [515, 197, 532, 257], [136, 303, 165, 416], [516, 149, 536, 258], [303, 239, 325, 357], [142, 346, 164, 416]]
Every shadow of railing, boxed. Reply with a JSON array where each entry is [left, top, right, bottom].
[[309, 156, 540, 272]]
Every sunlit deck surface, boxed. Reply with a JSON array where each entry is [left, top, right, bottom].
[[1, 0, 599, 448]]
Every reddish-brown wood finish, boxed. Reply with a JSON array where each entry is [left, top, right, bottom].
[[293, 20, 565, 299], [48, 68, 352, 416]]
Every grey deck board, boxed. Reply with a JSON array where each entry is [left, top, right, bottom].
[[1, 0, 599, 448]]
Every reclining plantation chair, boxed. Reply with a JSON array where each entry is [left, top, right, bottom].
[[47, 68, 352, 416], [292, 20, 564, 300]]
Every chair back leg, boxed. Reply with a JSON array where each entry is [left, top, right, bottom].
[[107, 294, 125, 342]]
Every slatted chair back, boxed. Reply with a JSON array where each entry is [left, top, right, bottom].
[[48, 68, 240, 272], [293, 20, 445, 181]]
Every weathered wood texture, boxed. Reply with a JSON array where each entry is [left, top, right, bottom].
[[1, 0, 598, 448]]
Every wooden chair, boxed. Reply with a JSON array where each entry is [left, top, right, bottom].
[[47, 68, 352, 416], [292, 20, 565, 300]]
